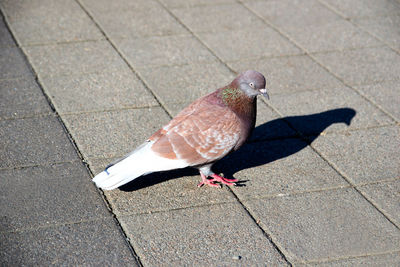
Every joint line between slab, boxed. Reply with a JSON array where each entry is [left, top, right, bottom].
[[300, 249, 400, 265], [18, 38, 106, 48], [58, 104, 161, 116], [0, 217, 112, 235], [0, 160, 83, 172], [116, 198, 238, 218]]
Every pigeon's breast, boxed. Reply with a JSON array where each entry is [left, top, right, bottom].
[[233, 98, 257, 150]]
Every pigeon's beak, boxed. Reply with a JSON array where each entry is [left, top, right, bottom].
[[259, 88, 269, 100]]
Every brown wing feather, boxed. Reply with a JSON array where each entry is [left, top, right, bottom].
[[150, 94, 241, 166]]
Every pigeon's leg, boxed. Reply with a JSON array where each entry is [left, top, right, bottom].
[[197, 165, 238, 188]]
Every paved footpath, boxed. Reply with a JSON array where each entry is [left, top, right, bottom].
[[1, 0, 399, 265]]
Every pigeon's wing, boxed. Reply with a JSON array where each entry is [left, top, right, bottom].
[[150, 98, 241, 166]]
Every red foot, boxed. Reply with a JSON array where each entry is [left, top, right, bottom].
[[197, 173, 238, 188]]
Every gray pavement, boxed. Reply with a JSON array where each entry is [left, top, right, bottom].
[[1, 0, 399, 265]]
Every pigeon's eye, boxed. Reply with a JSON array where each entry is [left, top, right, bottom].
[[249, 82, 255, 88]]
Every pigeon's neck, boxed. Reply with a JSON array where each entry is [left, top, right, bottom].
[[219, 86, 256, 120], [221, 86, 244, 103]]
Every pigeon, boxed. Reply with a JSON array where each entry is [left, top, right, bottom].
[[93, 70, 269, 190]]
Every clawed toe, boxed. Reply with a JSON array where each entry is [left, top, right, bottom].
[[197, 180, 221, 188], [210, 174, 238, 186], [220, 176, 238, 182]]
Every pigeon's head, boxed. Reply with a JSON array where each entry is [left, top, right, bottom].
[[236, 70, 269, 99]]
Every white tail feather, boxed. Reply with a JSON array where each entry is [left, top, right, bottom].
[[92, 141, 188, 190]]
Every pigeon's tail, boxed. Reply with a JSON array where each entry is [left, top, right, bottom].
[[92, 141, 188, 190]]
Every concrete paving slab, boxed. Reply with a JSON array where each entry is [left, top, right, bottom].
[[0, 162, 110, 232], [1, 0, 103, 45], [359, 179, 400, 226], [228, 55, 342, 95], [312, 125, 400, 184], [0, 218, 138, 266], [119, 203, 287, 266], [244, 188, 400, 263], [0, 46, 32, 79], [198, 27, 302, 62], [0, 115, 78, 168], [319, 0, 400, 19], [88, 157, 237, 216], [307, 251, 400, 266], [160, 0, 235, 8], [354, 80, 400, 122], [0, 14, 14, 47], [0, 77, 51, 120], [24, 40, 129, 77], [244, 0, 341, 29], [268, 86, 393, 134], [62, 107, 170, 159], [116, 35, 217, 68], [40, 71, 158, 114], [312, 46, 400, 86], [284, 19, 381, 53], [354, 15, 400, 52], [171, 3, 265, 33], [81, 0, 187, 39], [136, 61, 235, 115], [215, 139, 348, 200]]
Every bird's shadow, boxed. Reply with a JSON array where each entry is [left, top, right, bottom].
[[119, 108, 356, 191]]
